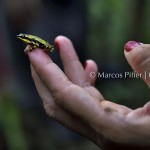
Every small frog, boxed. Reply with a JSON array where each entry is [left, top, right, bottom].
[[17, 33, 54, 52]]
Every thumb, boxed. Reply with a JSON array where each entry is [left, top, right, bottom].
[[124, 41, 150, 88]]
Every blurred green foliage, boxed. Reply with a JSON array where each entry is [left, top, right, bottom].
[[0, 92, 27, 150]]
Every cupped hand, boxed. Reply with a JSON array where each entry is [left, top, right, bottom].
[[27, 37, 150, 150]]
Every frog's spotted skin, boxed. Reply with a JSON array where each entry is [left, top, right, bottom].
[[17, 33, 54, 52]]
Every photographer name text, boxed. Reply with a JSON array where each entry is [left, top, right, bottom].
[[89, 71, 150, 79]]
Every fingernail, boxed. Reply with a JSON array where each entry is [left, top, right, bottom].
[[124, 41, 141, 52]]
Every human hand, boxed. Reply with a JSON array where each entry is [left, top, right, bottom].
[[27, 36, 150, 150]]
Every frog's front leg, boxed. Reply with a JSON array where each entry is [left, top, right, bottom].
[[24, 45, 37, 53]]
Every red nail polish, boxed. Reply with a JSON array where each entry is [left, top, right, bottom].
[[124, 41, 141, 52]]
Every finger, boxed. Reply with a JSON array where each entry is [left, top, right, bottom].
[[124, 41, 150, 87], [54, 37, 103, 99], [84, 59, 98, 86], [31, 65, 96, 140], [31, 65, 54, 106], [54, 36, 86, 86], [28, 48, 71, 95]]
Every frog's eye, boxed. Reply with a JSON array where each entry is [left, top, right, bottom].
[[17, 33, 24, 38]]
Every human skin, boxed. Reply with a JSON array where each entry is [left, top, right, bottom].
[[26, 36, 150, 150]]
